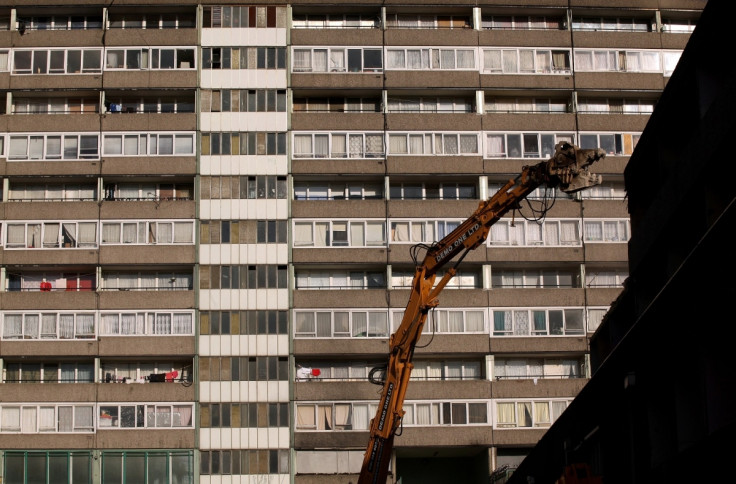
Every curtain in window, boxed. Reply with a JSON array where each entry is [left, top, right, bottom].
[[171, 313, 191, 334], [459, 135, 477, 154], [20, 407, 36, 432], [534, 402, 550, 425], [442, 135, 458, 154], [352, 312, 367, 337], [293, 135, 312, 157], [39, 314, 57, 338], [76, 223, 96, 247], [493, 311, 511, 334], [173, 222, 193, 243], [365, 222, 385, 245], [78, 364, 93, 383], [389, 135, 408, 154], [76, 315, 94, 336], [464, 311, 484, 332], [313, 49, 328, 72], [334, 404, 352, 429], [496, 402, 515, 426], [26, 224, 41, 248], [3, 314, 23, 338], [446, 311, 463, 332], [101, 314, 120, 335], [315, 312, 331, 337], [559, 221, 578, 244], [39, 407, 56, 431], [516, 402, 532, 427], [102, 223, 121, 244], [456, 50, 474, 68], [317, 405, 332, 430], [296, 405, 315, 429], [155, 222, 172, 244], [368, 313, 388, 337], [387, 50, 406, 69], [58, 406, 73, 432], [365, 135, 383, 157], [150, 313, 171, 334], [513, 310, 529, 335], [411, 222, 427, 242], [551, 401, 568, 422], [486, 135, 505, 157], [173, 405, 192, 427], [392, 222, 409, 242], [58, 315, 74, 339], [415, 404, 432, 425], [23, 315, 40, 339]]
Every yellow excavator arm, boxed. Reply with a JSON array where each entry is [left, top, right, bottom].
[[358, 142, 606, 484]]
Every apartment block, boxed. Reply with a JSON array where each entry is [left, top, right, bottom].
[[0, 1, 704, 483]]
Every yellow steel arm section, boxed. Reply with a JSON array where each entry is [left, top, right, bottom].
[[357, 143, 605, 484]]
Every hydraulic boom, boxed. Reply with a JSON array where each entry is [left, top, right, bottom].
[[358, 142, 606, 484]]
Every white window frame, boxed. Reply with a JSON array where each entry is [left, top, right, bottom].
[[292, 132, 385, 159], [1, 312, 96, 340], [104, 47, 195, 70], [98, 311, 194, 336], [4, 220, 98, 249], [385, 47, 477, 70], [102, 132, 195, 156], [100, 220, 194, 245], [295, 271, 386, 290], [7, 133, 99, 161], [388, 132, 479, 155], [582, 219, 630, 243], [488, 219, 582, 247], [291, 47, 383, 73], [98, 403, 194, 429], [482, 48, 571, 74], [483, 132, 574, 159], [11, 48, 103, 74], [391, 308, 487, 334], [293, 220, 386, 247], [0, 404, 95, 433], [494, 399, 572, 428], [491, 308, 585, 336]]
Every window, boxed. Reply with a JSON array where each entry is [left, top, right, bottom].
[[203, 6, 285, 28], [585, 270, 628, 288], [293, 96, 381, 113], [8, 134, 99, 160], [574, 49, 672, 74], [583, 219, 630, 242], [4, 221, 97, 249], [200, 449, 289, 475], [389, 182, 475, 200], [386, 48, 476, 70], [200, 357, 288, 382], [294, 220, 386, 247], [292, 132, 384, 159], [579, 132, 640, 156], [662, 18, 697, 33], [390, 219, 462, 243], [294, 271, 386, 290], [295, 181, 383, 200], [392, 269, 479, 289], [12, 49, 102, 74], [200, 265, 288, 290], [98, 404, 192, 428], [485, 132, 574, 159], [200, 310, 288, 335], [391, 308, 485, 333], [571, 16, 651, 32], [587, 308, 609, 333], [485, 96, 568, 113], [481, 15, 565, 30], [495, 399, 571, 428], [577, 97, 656, 114], [482, 48, 570, 74], [13, 97, 99, 114], [101, 451, 193, 484], [387, 96, 474, 113], [385, 14, 470, 29], [491, 270, 580, 289], [200, 176, 287, 199], [106, 48, 194, 70], [107, 12, 196, 29], [488, 219, 581, 247], [6, 273, 96, 293], [101, 271, 193, 291], [201, 132, 286, 155], [0, 404, 94, 432], [292, 47, 382, 73], [201, 89, 286, 112], [292, 12, 379, 29], [100, 361, 190, 383], [3, 361, 94, 383], [294, 310, 390, 338], [388, 132, 479, 155], [200, 403, 288, 430], [100, 220, 194, 245], [492, 308, 585, 336], [98, 312, 194, 336], [102, 133, 195, 156], [3, 451, 92, 484], [494, 358, 584, 379], [104, 182, 192, 201], [202, 46, 286, 69]]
